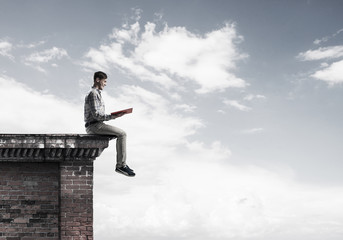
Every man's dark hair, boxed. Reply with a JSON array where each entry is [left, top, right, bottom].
[[93, 71, 107, 81]]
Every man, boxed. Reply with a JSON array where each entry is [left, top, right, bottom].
[[84, 71, 135, 177]]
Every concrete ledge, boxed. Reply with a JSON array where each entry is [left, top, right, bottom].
[[0, 134, 111, 161]]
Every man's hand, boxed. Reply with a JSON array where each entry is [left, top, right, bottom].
[[111, 112, 125, 119]]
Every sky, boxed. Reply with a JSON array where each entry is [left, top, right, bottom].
[[1, 0, 343, 239]]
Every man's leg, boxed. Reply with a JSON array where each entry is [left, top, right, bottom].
[[86, 122, 126, 168]]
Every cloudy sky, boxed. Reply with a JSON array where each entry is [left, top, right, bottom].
[[1, 0, 343, 239]]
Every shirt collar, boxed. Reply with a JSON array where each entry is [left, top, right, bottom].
[[92, 86, 101, 93]]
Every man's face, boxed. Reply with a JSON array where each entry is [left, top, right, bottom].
[[96, 78, 107, 90]]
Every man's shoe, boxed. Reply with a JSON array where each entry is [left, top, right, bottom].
[[116, 166, 135, 177], [125, 165, 135, 173]]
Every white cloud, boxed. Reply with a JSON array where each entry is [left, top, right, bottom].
[[110, 22, 141, 44], [84, 43, 177, 89], [0, 40, 14, 60], [0, 74, 83, 133], [133, 22, 248, 93], [24, 46, 68, 72], [101, 84, 204, 149], [243, 94, 266, 101], [320, 62, 329, 68], [130, 7, 143, 21], [297, 44, 343, 86], [17, 40, 46, 49], [83, 21, 248, 94], [297, 45, 343, 61], [174, 104, 197, 113], [241, 128, 264, 134], [25, 46, 68, 63], [311, 60, 343, 85], [2, 74, 343, 240], [224, 99, 251, 112], [95, 153, 343, 240], [313, 28, 343, 45]]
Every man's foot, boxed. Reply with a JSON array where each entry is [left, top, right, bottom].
[[125, 165, 135, 173], [115, 165, 135, 177]]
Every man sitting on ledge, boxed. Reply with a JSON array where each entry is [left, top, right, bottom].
[[84, 71, 135, 177]]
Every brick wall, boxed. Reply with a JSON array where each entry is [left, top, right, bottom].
[[60, 161, 94, 239], [0, 162, 59, 239], [0, 134, 110, 240]]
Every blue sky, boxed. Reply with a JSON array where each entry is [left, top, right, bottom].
[[1, 0, 343, 239]]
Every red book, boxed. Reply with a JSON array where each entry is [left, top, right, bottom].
[[111, 108, 133, 115]]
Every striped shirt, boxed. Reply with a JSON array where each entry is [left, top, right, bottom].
[[84, 87, 111, 123]]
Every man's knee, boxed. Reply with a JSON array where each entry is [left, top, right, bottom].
[[119, 130, 126, 138], [112, 128, 126, 139]]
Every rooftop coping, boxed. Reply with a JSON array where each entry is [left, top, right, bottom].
[[0, 134, 111, 162]]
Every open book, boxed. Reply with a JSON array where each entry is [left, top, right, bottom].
[[111, 108, 133, 115]]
